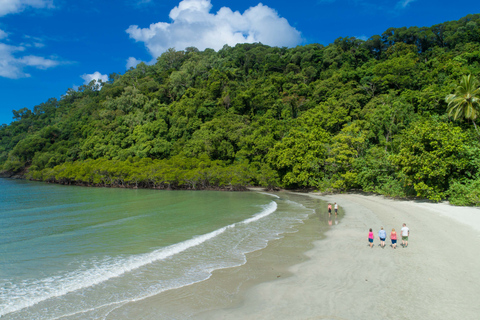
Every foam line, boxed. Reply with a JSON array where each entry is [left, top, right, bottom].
[[258, 192, 280, 198], [0, 226, 228, 316], [242, 201, 277, 224], [1, 201, 278, 317]]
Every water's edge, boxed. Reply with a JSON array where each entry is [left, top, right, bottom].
[[104, 192, 340, 319], [0, 180, 341, 320]]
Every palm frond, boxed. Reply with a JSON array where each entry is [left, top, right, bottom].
[[446, 74, 480, 121]]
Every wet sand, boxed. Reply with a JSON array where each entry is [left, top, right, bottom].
[[199, 193, 480, 320], [104, 192, 480, 320], [104, 192, 333, 319]]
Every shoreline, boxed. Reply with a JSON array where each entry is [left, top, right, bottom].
[[101, 192, 335, 319], [199, 193, 480, 319], [9, 187, 480, 319], [1, 187, 326, 320]]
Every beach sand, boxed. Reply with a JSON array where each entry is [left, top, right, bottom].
[[103, 192, 329, 319], [198, 193, 480, 320], [105, 193, 480, 320]]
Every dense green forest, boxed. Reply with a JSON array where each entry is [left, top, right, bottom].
[[2, 14, 480, 204]]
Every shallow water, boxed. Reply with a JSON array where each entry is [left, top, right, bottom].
[[0, 179, 317, 319]]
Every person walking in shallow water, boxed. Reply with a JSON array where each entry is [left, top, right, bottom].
[[401, 223, 410, 247], [378, 227, 386, 248], [327, 203, 332, 215], [368, 228, 374, 248], [390, 228, 397, 249], [334, 202, 338, 215]]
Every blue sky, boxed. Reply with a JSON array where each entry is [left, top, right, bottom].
[[0, 0, 478, 125]]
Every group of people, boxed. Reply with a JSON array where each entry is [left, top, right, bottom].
[[327, 202, 338, 215], [368, 223, 410, 249], [326, 202, 410, 249]]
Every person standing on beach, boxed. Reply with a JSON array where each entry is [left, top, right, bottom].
[[401, 223, 410, 247], [368, 228, 374, 248], [334, 202, 338, 215], [378, 227, 386, 248], [390, 228, 397, 249], [328, 203, 332, 215]]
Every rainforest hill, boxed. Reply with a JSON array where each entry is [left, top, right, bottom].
[[1, 14, 480, 204]]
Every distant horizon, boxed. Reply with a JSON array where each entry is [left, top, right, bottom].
[[1, 0, 478, 125]]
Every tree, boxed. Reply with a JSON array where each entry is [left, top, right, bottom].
[[4, 14, 480, 200], [392, 119, 469, 201], [267, 123, 330, 188], [325, 122, 367, 189], [445, 74, 480, 132]]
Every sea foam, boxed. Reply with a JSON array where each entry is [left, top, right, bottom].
[[0, 201, 278, 317]]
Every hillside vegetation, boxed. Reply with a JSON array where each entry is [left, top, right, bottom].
[[2, 14, 480, 204]]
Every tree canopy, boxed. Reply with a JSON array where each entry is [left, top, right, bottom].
[[2, 14, 480, 204]]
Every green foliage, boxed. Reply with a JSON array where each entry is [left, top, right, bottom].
[[267, 113, 330, 188], [3, 155, 24, 173], [392, 119, 469, 201], [445, 74, 480, 131], [448, 179, 480, 206], [361, 92, 415, 149], [29, 156, 255, 190], [2, 14, 480, 202], [325, 121, 367, 189]]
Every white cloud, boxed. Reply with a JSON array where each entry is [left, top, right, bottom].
[[0, 0, 54, 16], [126, 0, 302, 58], [0, 42, 61, 78], [81, 71, 108, 85], [23, 34, 46, 48], [18, 55, 60, 68], [396, 0, 416, 9], [0, 29, 8, 40], [126, 56, 143, 69]]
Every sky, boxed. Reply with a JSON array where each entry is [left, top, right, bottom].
[[0, 0, 478, 125]]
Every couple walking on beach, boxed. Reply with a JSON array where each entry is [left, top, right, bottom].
[[368, 224, 409, 249], [327, 202, 338, 215]]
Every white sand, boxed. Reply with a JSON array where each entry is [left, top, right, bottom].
[[201, 193, 480, 320]]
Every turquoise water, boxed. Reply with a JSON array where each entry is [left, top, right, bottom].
[[0, 179, 315, 319]]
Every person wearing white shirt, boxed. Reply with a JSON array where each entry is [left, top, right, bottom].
[[401, 223, 410, 247]]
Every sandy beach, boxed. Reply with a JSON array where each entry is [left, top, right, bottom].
[[198, 193, 480, 320], [101, 192, 480, 320]]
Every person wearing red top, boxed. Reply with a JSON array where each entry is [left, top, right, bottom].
[[368, 228, 374, 248], [390, 228, 398, 249], [327, 203, 332, 215]]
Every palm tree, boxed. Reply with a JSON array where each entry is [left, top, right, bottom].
[[445, 74, 480, 132]]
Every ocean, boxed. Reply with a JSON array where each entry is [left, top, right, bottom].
[[0, 179, 321, 319]]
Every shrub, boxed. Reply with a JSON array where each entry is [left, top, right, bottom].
[[448, 179, 480, 206]]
